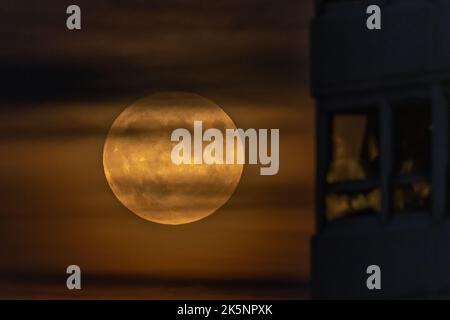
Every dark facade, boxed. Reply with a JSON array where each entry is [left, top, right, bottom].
[[311, 0, 450, 298]]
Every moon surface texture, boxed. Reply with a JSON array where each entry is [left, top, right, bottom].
[[103, 92, 243, 225]]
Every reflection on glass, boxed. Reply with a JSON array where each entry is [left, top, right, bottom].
[[326, 189, 380, 221], [327, 112, 379, 183], [394, 182, 431, 212], [394, 101, 431, 175]]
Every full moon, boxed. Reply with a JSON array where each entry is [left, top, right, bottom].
[[103, 92, 243, 225]]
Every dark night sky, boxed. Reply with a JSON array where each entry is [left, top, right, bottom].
[[0, 0, 314, 298]]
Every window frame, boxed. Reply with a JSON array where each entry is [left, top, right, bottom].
[[317, 99, 382, 227], [390, 97, 432, 215], [316, 87, 442, 231]]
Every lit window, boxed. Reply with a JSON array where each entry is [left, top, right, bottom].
[[325, 108, 380, 221], [327, 111, 379, 182], [326, 188, 380, 221]]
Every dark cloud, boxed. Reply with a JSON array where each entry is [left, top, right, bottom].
[[0, 0, 311, 103], [0, 270, 308, 299]]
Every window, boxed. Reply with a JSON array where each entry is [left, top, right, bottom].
[[327, 112, 379, 183], [320, 96, 436, 226], [392, 99, 431, 213], [325, 108, 380, 221], [326, 188, 380, 221]]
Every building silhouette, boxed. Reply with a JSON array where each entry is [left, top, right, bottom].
[[311, 0, 450, 298]]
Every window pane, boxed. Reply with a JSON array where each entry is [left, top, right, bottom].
[[326, 188, 380, 221], [327, 111, 379, 183], [394, 182, 431, 212], [394, 100, 431, 175]]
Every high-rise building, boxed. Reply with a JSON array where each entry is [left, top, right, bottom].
[[311, 0, 450, 298]]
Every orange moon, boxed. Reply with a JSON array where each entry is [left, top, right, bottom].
[[103, 92, 243, 225]]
